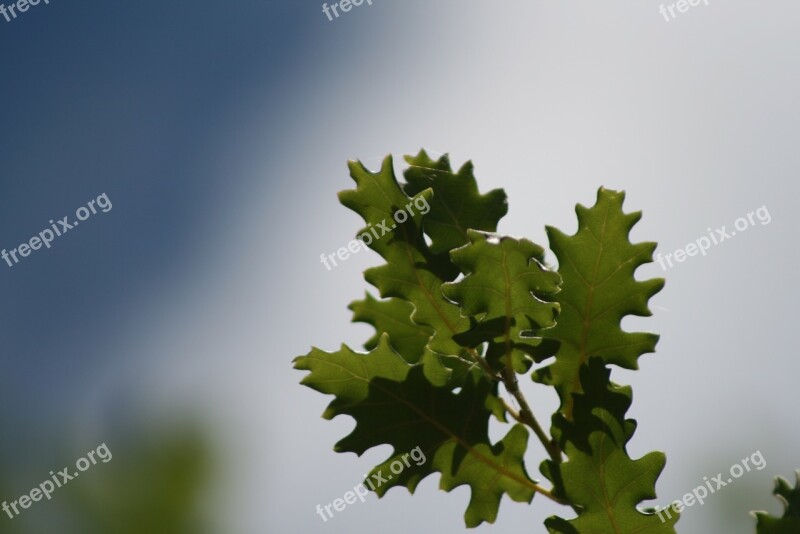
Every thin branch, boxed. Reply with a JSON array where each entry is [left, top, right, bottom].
[[465, 347, 500, 381], [465, 346, 563, 463], [536, 485, 571, 506], [502, 399, 524, 423], [501, 365, 563, 465]]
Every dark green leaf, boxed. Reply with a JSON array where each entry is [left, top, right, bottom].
[[543, 360, 678, 533], [754, 472, 800, 534], [294, 335, 541, 527], [534, 187, 664, 418], [403, 150, 508, 256], [349, 292, 431, 363], [443, 230, 561, 374]]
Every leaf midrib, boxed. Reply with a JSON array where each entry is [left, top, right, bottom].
[[309, 355, 543, 496], [565, 204, 611, 420]]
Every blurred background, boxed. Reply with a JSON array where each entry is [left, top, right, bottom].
[[0, 1, 798, 532]]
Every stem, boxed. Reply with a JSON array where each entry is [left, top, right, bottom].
[[465, 347, 499, 380], [365, 358, 573, 510], [501, 366, 563, 464], [459, 345, 574, 509], [502, 400, 523, 423], [536, 485, 571, 506], [466, 347, 563, 463]]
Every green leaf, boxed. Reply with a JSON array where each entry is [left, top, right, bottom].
[[435, 424, 536, 527], [754, 472, 800, 534], [443, 230, 561, 374], [339, 156, 467, 363], [543, 360, 678, 533], [349, 292, 432, 363], [533, 187, 664, 417], [340, 154, 508, 375], [403, 150, 508, 256], [294, 335, 541, 528]]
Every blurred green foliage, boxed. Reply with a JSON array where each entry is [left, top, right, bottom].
[[0, 427, 210, 534]]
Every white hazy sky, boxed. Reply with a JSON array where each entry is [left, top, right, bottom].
[[105, 2, 800, 532]]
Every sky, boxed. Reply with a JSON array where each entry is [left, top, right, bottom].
[[1, 1, 798, 533]]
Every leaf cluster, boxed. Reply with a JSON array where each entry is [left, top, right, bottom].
[[294, 151, 794, 533]]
